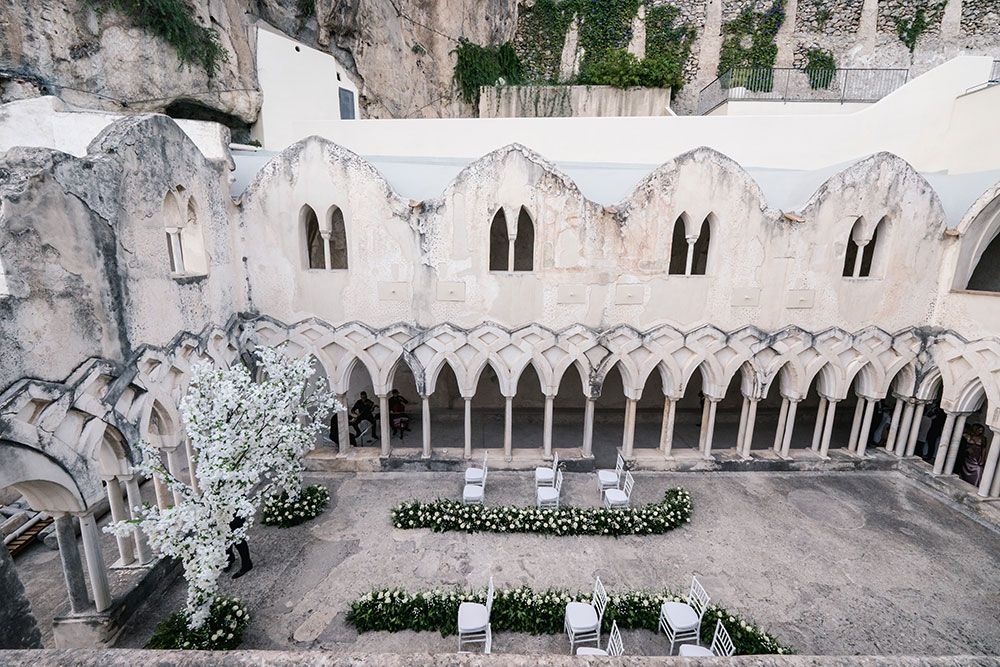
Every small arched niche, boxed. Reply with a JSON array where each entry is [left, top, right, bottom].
[[489, 209, 510, 272]]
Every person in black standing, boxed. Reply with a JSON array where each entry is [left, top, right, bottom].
[[225, 515, 253, 579]]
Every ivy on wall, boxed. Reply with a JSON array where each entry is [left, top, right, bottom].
[[453, 40, 525, 104], [87, 0, 228, 77], [501, 0, 695, 93], [892, 0, 947, 53], [803, 47, 836, 89], [717, 0, 785, 79]]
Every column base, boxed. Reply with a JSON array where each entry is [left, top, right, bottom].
[[109, 557, 145, 570]]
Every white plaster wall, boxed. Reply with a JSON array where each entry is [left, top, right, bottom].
[[251, 23, 361, 148], [0, 97, 231, 162], [291, 57, 997, 175], [240, 138, 417, 327], [710, 101, 872, 115]]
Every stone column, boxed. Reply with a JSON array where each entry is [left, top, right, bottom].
[[320, 231, 332, 269], [742, 399, 759, 458], [378, 394, 391, 456], [978, 430, 1000, 498], [421, 395, 432, 458], [894, 401, 915, 457], [463, 397, 473, 459], [151, 471, 170, 511], [703, 399, 718, 459], [773, 397, 789, 453], [852, 241, 868, 277], [779, 399, 799, 458], [697, 398, 712, 452], [104, 478, 135, 567], [684, 238, 696, 275], [659, 397, 676, 457], [167, 230, 185, 273], [582, 397, 595, 457], [78, 513, 111, 612], [336, 395, 350, 455], [819, 400, 838, 458], [944, 413, 968, 475], [811, 398, 827, 452], [622, 398, 637, 458], [884, 398, 903, 452], [905, 402, 926, 457], [53, 514, 90, 614], [164, 447, 184, 506], [504, 396, 513, 461], [123, 476, 153, 565], [855, 399, 876, 457], [932, 412, 958, 474], [184, 439, 199, 495], [543, 394, 554, 459], [847, 398, 865, 453], [736, 397, 749, 454]]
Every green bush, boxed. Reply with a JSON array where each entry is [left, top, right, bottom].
[[804, 48, 836, 89], [261, 484, 329, 528], [578, 49, 641, 88], [453, 40, 524, 105], [392, 487, 692, 536], [88, 0, 228, 77], [893, 1, 946, 53], [347, 586, 792, 655], [147, 596, 250, 650]]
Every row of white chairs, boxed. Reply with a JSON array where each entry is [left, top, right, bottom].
[[463, 453, 636, 509], [458, 575, 733, 657]]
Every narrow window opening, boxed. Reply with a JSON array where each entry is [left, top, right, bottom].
[[489, 209, 509, 271], [512, 206, 534, 271]]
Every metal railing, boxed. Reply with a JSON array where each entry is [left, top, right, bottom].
[[697, 67, 910, 115]]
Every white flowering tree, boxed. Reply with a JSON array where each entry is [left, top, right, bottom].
[[109, 346, 339, 628]]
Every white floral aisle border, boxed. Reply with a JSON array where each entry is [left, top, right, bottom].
[[392, 488, 692, 536], [347, 586, 791, 655]]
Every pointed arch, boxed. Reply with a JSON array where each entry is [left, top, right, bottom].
[[843, 216, 886, 278], [668, 214, 688, 275], [691, 215, 712, 275], [328, 205, 349, 269], [513, 206, 534, 271], [179, 196, 208, 275], [489, 209, 509, 272], [302, 205, 325, 269]]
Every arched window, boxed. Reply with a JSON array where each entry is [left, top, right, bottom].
[[513, 206, 534, 271], [967, 233, 1000, 292], [667, 213, 710, 276], [691, 216, 711, 275], [163, 189, 208, 276], [490, 206, 534, 272], [303, 205, 325, 269], [328, 206, 349, 269], [842, 216, 884, 278], [489, 209, 510, 271], [668, 215, 688, 275], [304, 205, 349, 270]]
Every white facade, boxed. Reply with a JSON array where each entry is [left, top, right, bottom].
[[252, 22, 361, 149]]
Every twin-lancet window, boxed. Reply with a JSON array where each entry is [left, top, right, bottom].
[[489, 206, 535, 272], [842, 216, 887, 278], [302, 204, 348, 270], [163, 187, 208, 276]]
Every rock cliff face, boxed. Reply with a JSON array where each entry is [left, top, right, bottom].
[[260, 0, 519, 118], [0, 0, 262, 129], [1, 0, 997, 124]]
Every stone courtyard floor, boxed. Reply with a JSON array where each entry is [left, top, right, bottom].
[[96, 470, 1000, 656]]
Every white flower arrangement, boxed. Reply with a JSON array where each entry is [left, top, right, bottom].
[[391, 488, 693, 536], [107, 346, 340, 630], [261, 484, 330, 527]]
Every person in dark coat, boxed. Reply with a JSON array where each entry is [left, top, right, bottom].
[[225, 515, 253, 579]]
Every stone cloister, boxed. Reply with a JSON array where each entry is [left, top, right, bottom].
[[2, 108, 1000, 647]]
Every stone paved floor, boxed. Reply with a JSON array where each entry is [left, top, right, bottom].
[[103, 471, 1000, 656]]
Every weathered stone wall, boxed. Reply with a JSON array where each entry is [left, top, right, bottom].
[[0, 545, 41, 649], [961, 0, 1000, 34], [478, 84, 672, 117], [0, 0, 261, 128]]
